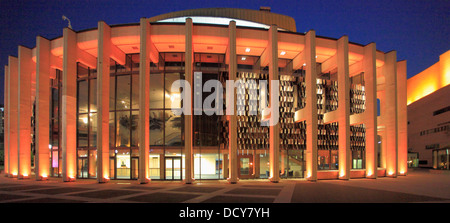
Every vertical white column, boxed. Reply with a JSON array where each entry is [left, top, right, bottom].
[[384, 51, 398, 177], [62, 28, 78, 182], [18, 46, 33, 179], [35, 36, 51, 180], [138, 18, 150, 184], [305, 30, 318, 181], [337, 36, 350, 180], [364, 43, 378, 179], [227, 20, 238, 184], [8, 56, 19, 177], [184, 18, 194, 184], [397, 60, 407, 176], [268, 25, 280, 183], [97, 21, 111, 183], [3, 65, 9, 177]]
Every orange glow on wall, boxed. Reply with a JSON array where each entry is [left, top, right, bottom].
[[407, 50, 450, 105]]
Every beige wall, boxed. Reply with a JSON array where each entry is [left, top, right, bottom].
[[407, 84, 450, 167]]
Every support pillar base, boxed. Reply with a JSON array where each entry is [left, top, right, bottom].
[[36, 176, 49, 181]]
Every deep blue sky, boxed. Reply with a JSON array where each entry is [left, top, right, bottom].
[[0, 0, 449, 105]]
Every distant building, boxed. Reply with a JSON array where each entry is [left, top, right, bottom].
[[407, 50, 450, 170]]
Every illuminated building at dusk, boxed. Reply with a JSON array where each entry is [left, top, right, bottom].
[[3, 8, 407, 183], [407, 50, 450, 170]]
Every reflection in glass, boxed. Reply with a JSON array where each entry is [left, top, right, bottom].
[[131, 74, 139, 109], [131, 111, 139, 147], [89, 113, 97, 147], [116, 75, 130, 110], [109, 112, 115, 148], [78, 80, 88, 113], [165, 73, 182, 109], [109, 76, 115, 110], [89, 79, 97, 112], [150, 111, 164, 145], [77, 114, 88, 147], [116, 111, 132, 147], [149, 73, 163, 109], [165, 110, 182, 146]]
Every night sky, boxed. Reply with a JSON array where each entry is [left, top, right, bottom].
[[0, 0, 449, 105]]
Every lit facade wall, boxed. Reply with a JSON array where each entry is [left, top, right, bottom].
[[2, 8, 407, 183], [407, 50, 450, 169]]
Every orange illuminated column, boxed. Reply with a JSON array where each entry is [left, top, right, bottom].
[[397, 60, 407, 176], [268, 25, 280, 183], [4, 65, 9, 177], [8, 56, 19, 178], [35, 36, 51, 180], [62, 28, 77, 182], [384, 51, 398, 177], [138, 18, 150, 184], [97, 21, 111, 183], [337, 36, 350, 180], [364, 43, 378, 179], [227, 20, 238, 184], [18, 46, 33, 179], [305, 30, 318, 181], [184, 18, 194, 184]]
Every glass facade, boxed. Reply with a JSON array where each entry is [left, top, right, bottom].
[[109, 54, 140, 179], [50, 69, 62, 177], [76, 63, 98, 179], [149, 52, 185, 180], [193, 53, 228, 180]]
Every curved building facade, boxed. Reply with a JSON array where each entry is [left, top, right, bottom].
[[3, 7, 407, 183]]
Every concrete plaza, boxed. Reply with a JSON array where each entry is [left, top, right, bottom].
[[0, 169, 448, 203]]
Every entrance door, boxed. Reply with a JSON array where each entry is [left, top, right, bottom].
[[77, 158, 88, 179], [238, 155, 253, 179], [165, 157, 182, 180], [131, 157, 139, 179]]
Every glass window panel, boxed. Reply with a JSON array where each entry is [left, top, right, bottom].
[[165, 110, 182, 146], [131, 111, 139, 147], [165, 73, 182, 109], [131, 74, 139, 109], [200, 150, 219, 179], [116, 111, 131, 147], [149, 153, 161, 180], [116, 75, 131, 110], [116, 148, 130, 179], [149, 73, 163, 109], [109, 112, 115, 148], [89, 113, 97, 147], [77, 114, 88, 147], [149, 110, 164, 146], [89, 79, 97, 112], [109, 76, 115, 111], [78, 80, 88, 113]]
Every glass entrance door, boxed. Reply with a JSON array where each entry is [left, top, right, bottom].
[[165, 157, 182, 180], [238, 155, 253, 179], [77, 158, 88, 179]]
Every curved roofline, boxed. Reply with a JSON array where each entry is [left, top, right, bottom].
[[147, 7, 297, 32]]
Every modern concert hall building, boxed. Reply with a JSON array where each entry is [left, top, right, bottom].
[[2, 7, 407, 183]]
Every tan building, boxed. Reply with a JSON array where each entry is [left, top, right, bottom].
[[407, 50, 450, 170], [2, 7, 407, 183]]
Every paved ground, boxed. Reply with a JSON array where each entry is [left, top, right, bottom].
[[0, 169, 448, 203]]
